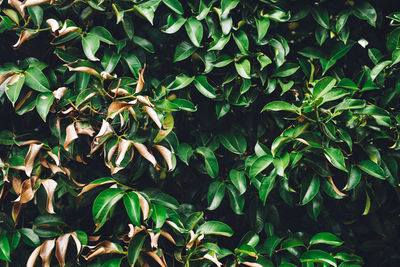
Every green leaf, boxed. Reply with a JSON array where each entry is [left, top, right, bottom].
[[311, 6, 329, 29], [177, 143, 193, 165], [163, 14, 186, 34], [0, 235, 11, 262], [0, 130, 14, 145], [127, 232, 146, 265], [344, 165, 362, 191], [353, 2, 377, 27], [301, 175, 320, 205], [256, 17, 270, 42], [27, 6, 43, 26], [196, 221, 233, 237], [234, 244, 257, 258], [300, 250, 337, 267], [309, 232, 343, 246], [264, 236, 282, 257], [123, 54, 141, 79], [25, 67, 50, 92], [19, 228, 40, 247], [249, 155, 273, 178], [6, 74, 25, 105], [233, 30, 249, 54], [196, 146, 219, 178], [151, 204, 167, 228], [82, 34, 100, 61], [153, 112, 174, 142], [227, 185, 244, 214], [330, 41, 355, 61], [174, 41, 197, 62], [123, 192, 141, 227], [259, 174, 276, 205], [221, 0, 239, 17], [135, 0, 161, 25], [280, 238, 305, 250], [185, 17, 203, 47], [166, 74, 194, 91], [235, 59, 251, 79], [219, 132, 247, 155], [193, 75, 217, 98], [92, 188, 124, 231], [133, 36, 155, 53], [313, 77, 337, 101], [272, 63, 299, 78], [34, 214, 66, 227], [336, 11, 350, 33], [370, 60, 391, 80], [357, 160, 386, 179], [324, 147, 347, 172], [208, 34, 231, 51], [89, 26, 114, 44], [257, 54, 272, 70], [208, 181, 226, 210], [262, 101, 299, 113], [36, 92, 54, 122], [229, 169, 246, 195], [162, 0, 184, 14], [171, 98, 197, 112]]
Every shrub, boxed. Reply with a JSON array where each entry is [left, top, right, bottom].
[[0, 0, 399, 266]]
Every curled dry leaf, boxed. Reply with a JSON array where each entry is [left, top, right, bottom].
[[110, 88, 130, 96], [26, 246, 41, 267], [0, 71, 15, 85], [137, 193, 149, 220], [160, 231, 176, 245], [53, 87, 68, 100], [15, 90, 33, 111], [17, 178, 35, 203], [82, 241, 122, 261], [39, 239, 56, 267], [153, 145, 173, 171], [57, 21, 79, 37], [66, 65, 99, 77], [90, 120, 113, 155], [149, 232, 161, 249], [64, 122, 78, 150], [25, 143, 43, 177], [41, 179, 57, 214], [107, 102, 134, 119], [8, 0, 25, 17], [47, 151, 60, 166], [145, 250, 167, 267], [13, 30, 35, 48], [78, 179, 115, 196], [133, 142, 157, 166], [203, 253, 223, 267], [240, 262, 263, 267], [115, 139, 131, 166], [11, 177, 22, 195], [136, 95, 154, 107], [46, 18, 60, 33], [100, 71, 116, 79], [144, 106, 162, 129], [55, 232, 81, 267], [135, 65, 146, 94], [12, 202, 23, 223], [48, 163, 65, 175], [325, 161, 346, 197], [22, 0, 50, 8]]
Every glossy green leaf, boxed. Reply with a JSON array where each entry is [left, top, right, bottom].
[[259, 174, 276, 205], [300, 250, 337, 267], [123, 192, 141, 227], [193, 75, 217, 98], [174, 41, 197, 62], [235, 59, 251, 79], [313, 77, 337, 101], [0, 235, 11, 262], [301, 175, 320, 205], [208, 181, 226, 210], [353, 2, 377, 27], [92, 188, 124, 231], [219, 132, 247, 154], [185, 17, 203, 47], [249, 155, 273, 178], [280, 238, 305, 250], [324, 147, 347, 172], [221, 0, 239, 17], [19, 228, 40, 247], [27, 6, 43, 26], [196, 221, 234, 237], [36, 92, 54, 122], [310, 232, 343, 246], [229, 169, 246, 195], [89, 26, 114, 45], [166, 74, 194, 91], [162, 0, 184, 14], [256, 17, 270, 42], [233, 30, 249, 54], [6, 74, 25, 105], [127, 232, 146, 265], [227, 184, 244, 214], [311, 6, 329, 29], [151, 204, 167, 228], [357, 160, 386, 179], [133, 36, 155, 53], [262, 101, 299, 113], [82, 34, 100, 61], [24, 67, 50, 92], [196, 146, 219, 178]]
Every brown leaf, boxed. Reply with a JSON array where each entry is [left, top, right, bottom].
[[100, 71, 116, 79], [70, 232, 82, 255], [0, 71, 15, 85], [47, 151, 60, 166], [78, 179, 115, 196], [136, 95, 154, 107], [55, 234, 70, 267], [153, 145, 173, 171], [66, 65, 99, 77], [13, 30, 35, 48], [24, 143, 43, 177], [115, 139, 131, 167], [110, 88, 130, 96], [135, 65, 146, 94], [82, 241, 122, 261], [328, 176, 346, 197], [149, 232, 161, 249], [11, 177, 22, 195], [48, 163, 65, 175], [76, 122, 95, 136], [39, 239, 56, 267], [41, 179, 57, 214], [17, 178, 35, 203], [22, 0, 50, 8], [15, 90, 33, 112], [8, 0, 25, 17], [144, 106, 162, 129], [90, 120, 113, 155], [160, 231, 176, 245], [137, 193, 149, 220], [133, 142, 157, 166], [26, 245, 41, 267], [107, 102, 134, 119], [241, 262, 263, 267], [53, 87, 68, 100], [64, 122, 78, 150], [46, 18, 60, 33], [57, 23, 79, 37], [202, 253, 223, 267], [145, 250, 167, 267], [12, 202, 23, 224]]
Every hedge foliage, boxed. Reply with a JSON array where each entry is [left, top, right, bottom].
[[0, 0, 400, 266]]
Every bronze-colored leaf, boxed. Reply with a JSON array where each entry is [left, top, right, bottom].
[[76, 122, 95, 136], [107, 102, 134, 119], [135, 65, 146, 94], [47, 151, 60, 166], [110, 88, 130, 96], [57, 24, 79, 37], [160, 231, 176, 245], [24, 143, 43, 177], [15, 90, 33, 112], [203, 253, 223, 267], [12, 202, 23, 223], [66, 65, 99, 77], [46, 18, 60, 33], [136, 95, 154, 107], [41, 179, 57, 214], [26, 245, 41, 267], [100, 71, 116, 79], [55, 234, 70, 267], [241, 262, 263, 267], [13, 30, 35, 48], [70, 232, 82, 254], [8, 0, 25, 17], [133, 142, 157, 166], [78, 179, 115, 196], [16, 178, 35, 203], [11, 177, 22, 195], [22, 0, 50, 8], [39, 239, 56, 267], [153, 145, 173, 171], [149, 232, 161, 249], [145, 250, 167, 267], [328, 176, 346, 197], [0, 71, 15, 85], [82, 241, 123, 261], [48, 163, 65, 175], [53, 87, 68, 100], [64, 122, 78, 150], [137, 193, 149, 219], [144, 106, 162, 129], [90, 120, 114, 155], [115, 139, 131, 166]]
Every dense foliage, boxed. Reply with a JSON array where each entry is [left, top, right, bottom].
[[1, 0, 400, 266]]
